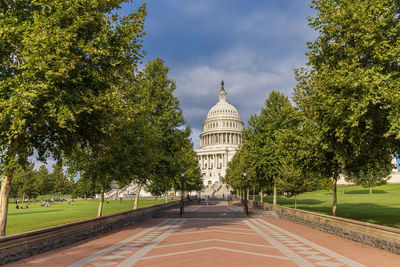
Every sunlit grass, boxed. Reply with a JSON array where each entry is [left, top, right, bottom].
[[7, 198, 175, 236], [255, 184, 400, 228]]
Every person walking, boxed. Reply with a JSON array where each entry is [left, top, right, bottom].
[[227, 194, 232, 205], [205, 196, 209, 206]]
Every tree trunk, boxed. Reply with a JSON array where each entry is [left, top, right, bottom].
[[246, 188, 249, 200], [0, 173, 13, 236], [273, 181, 277, 206], [154, 196, 157, 205], [97, 185, 104, 217], [369, 187, 372, 195], [165, 194, 168, 203], [253, 185, 255, 201], [260, 188, 263, 203], [21, 193, 25, 204], [0, 139, 18, 236], [133, 183, 142, 210], [294, 195, 297, 209], [332, 174, 338, 216]]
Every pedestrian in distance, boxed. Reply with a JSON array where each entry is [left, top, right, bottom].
[[227, 194, 232, 205], [205, 196, 209, 206]]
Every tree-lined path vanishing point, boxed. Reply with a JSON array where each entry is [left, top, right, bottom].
[[7, 201, 400, 267]]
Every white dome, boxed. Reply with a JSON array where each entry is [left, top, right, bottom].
[[206, 84, 240, 120], [199, 81, 243, 149], [207, 97, 240, 119]]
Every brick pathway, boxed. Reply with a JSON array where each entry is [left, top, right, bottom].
[[7, 202, 400, 267]]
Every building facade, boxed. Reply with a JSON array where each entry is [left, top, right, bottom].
[[195, 81, 243, 187]]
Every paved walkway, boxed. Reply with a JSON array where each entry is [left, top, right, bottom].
[[7, 202, 400, 267]]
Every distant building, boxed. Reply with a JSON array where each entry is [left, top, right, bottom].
[[195, 81, 243, 187]]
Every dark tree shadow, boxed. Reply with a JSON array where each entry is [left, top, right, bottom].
[[9, 209, 61, 216], [345, 189, 387, 194]]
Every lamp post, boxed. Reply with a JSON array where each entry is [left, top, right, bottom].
[[180, 172, 185, 216], [243, 171, 249, 216]]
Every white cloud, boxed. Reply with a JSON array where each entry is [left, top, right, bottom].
[[172, 47, 307, 149]]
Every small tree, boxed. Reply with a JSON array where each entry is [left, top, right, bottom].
[[10, 163, 38, 201], [345, 157, 393, 195]]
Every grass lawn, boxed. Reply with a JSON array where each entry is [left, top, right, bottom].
[[7, 198, 176, 236], [257, 184, 400, 228]]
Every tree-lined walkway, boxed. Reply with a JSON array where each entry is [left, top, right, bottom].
[[7, 202, 399, 266]]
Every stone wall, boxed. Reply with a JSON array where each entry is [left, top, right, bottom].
[[0, 201, 182, 265], [248, 200, 400, 254]]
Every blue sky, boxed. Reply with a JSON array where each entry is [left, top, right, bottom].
[[123, 0, 317, 148]]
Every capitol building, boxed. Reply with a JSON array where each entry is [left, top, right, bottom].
[[195, 81, 243, 188]]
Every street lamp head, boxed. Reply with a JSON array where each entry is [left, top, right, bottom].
[[243, 171, 247, 177], [181, 172, 185, 178]]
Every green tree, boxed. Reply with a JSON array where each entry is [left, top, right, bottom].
[[71, 177, 103, 199], [51, 164, 73, 195], [275, 115, 319, 208], [35, 165, 53, 196], [10, 163, 38, 201], [294, 0, 400, 215], [0, 0, 146, 235], [127, 58, 188, 210], [175, 129, 203, 194], [345, 156, 393, 195], [251, 91, 297, 205]]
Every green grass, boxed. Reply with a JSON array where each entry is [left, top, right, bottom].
[[7, 198, 175, 236], [256, 184, 400, 228]]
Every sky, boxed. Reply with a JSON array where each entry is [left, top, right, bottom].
[[119, 0, 318, 148]]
